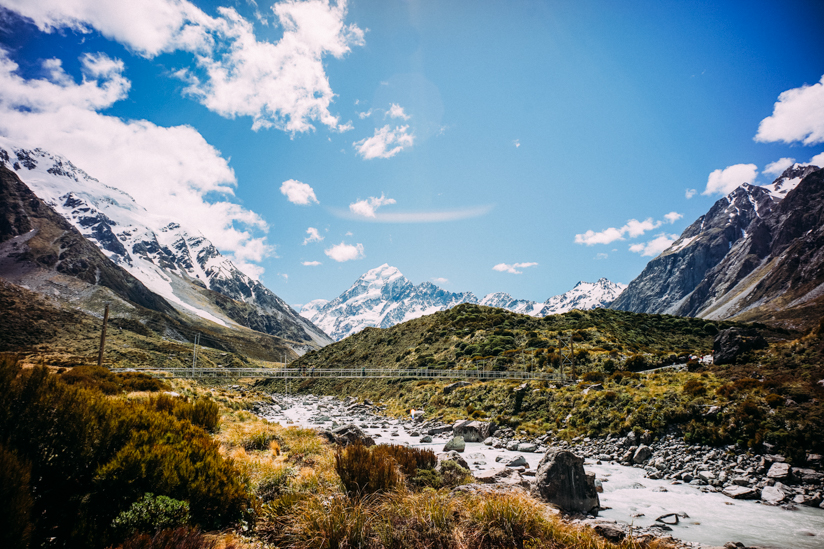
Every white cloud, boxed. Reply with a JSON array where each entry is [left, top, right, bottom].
[[622, 218, 660, 238], [432, 277, 448, 284], [303, 226, 323, 244], [574, 227, 625, 246], [324, 241, 364, 262], [763, 157, 796, 177], [685, 188, 697, 199], [349, 193, 396, 217], [353, 125, 414, 159], [302, 260, 321, 266], [357, 109, 373, 119], [492, 262, 538, 274], [330, 204, 493, 223], [0, 48, 272, 275], [703, 163, 758, 196], [337, 121, 354, 132], [664, 211, 683, 224], [3, 0, 365, 134], [385, 103, 409, 120], [809, 152, 824, 168], [280, 179, 318, 205], [629, 233, 678, 257], [594, 253, 608, 260], [513, 139, 520, 148], [755, 75, 824, 145]]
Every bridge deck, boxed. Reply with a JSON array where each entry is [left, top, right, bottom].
[[111, 367, 568, 382]]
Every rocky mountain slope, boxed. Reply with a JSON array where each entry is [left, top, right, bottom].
[[301, 264, 626, 341], [611, 164, 823, 329], [0, 139, 331, 349]]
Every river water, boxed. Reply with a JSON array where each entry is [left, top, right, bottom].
[[266, 394, 824, 549]]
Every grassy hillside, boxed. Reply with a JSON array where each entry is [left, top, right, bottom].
[[285, 305, 824, 461], [293, 304, 743, 373]]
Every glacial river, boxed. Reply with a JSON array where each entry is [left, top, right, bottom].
[[267, 394, 824, 549]]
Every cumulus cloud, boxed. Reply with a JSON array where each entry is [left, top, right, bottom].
[[664, 211, 683, 224], [755, 75, 824, 146], [763, 157, 796, 177], [513, 139, 520, 148], [432, 277, 448, 284], [629, 233, 678, 257], [809, 152, 824, 168], [302, 260, 321, 266], [280, 179, 318, 205], [492, 262, 538, 274], [3, 0, 365, 133], [303, 226, 323, 244], [324, 241, 364, 262], [385, 103, 409, 120], [357, 109, 373, 119], [0, 48, 272, 277], [685, 188, 697, 199], [703, 163, 758, 196], [349, 193, 396, 217], [353, 125, 414, 159]]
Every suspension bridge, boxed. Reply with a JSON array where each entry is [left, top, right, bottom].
[[110, 366, 570, 382]]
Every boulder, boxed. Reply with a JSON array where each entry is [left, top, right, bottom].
[[443, 381, 472, 395], [453, 420, 497, 442], [593, 523, 625, 542], [420, 435, 433, 443], [792, 467, 824, 483], [767, 462, 791, 480], [713, 327, 767, 365], [436, 451, 469, 471], [443, 436, 466, 452], [505, 455, 528, 468], [530, 449, 600, 515], [517, 442, 539, 453], [722, 485, 758, 500], [760, 485, 786, 505], [632, 445, 653, 464], [506, 440, 520, 451], [324, 424, 376, 447]]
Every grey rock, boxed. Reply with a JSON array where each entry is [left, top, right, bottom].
[[760, 485, 785, 505], [722, 485, 758, 500], [327, 424, 375, 447], [436, 451, 469, 471], [453, 420, 497, 442], [420, 435, 433, 443], [443, 436, 466, 452], [632, 445, 653, 464], [517, 442, 539, 453], [443, 381, 472, 395], [767, 462, 791, 480], [505, 455, 528, 467], [530, 449, 600, 515], [475, 467, 529, 487]]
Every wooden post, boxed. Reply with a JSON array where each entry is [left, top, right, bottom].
[[97, 304, 109, 367]]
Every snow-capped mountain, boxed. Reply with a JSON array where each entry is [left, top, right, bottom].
[[0, 138, 331, 348], [299, 264, 478, 341], [611, 164, 824, 328], [301, 264, 626, 341]]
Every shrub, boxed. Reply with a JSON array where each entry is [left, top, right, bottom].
[[683, 379, 707, 396], [581, 371, 604, 382], [765, 393, 783, 408], [146, 394, 220, 433], [0, 444, 33, 549], [733, 378, 762, 392], [335, 443, 401, 497], [111, 493, 190, 538], [0, 359, 249, 548], [439, 460, 473, 488]]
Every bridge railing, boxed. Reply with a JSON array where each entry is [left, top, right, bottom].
[[111, 367, 566, 382]]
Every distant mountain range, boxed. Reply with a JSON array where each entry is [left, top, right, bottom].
[[611, 164, 824, 330], [300, 264, 626, 340], [0, 139, 331, 352]]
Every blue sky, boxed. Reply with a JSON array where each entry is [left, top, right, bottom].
[[0, 0, 823, 307]]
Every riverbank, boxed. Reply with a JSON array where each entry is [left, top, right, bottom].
[[250, 391, 824, 549]]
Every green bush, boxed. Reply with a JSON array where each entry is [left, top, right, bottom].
[[0, 358, 249, 548], [146, 394, 220, 433], [0, 444, 33, 549], [111, 493, 190, 537], [439, 460, 473, 488]]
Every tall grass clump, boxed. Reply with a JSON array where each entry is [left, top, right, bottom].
[[466, 492, 549, 549], [0, 443, 34, 549], [371, 444, 437, 478], [334, 442, 401, 497], [372, 490, 458, 549]]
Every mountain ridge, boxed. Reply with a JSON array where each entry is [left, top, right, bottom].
[[300, 264, 626, 341]]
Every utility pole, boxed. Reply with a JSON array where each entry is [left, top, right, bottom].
[[192, 333, 200, 376], [97, 304, 109, 367]]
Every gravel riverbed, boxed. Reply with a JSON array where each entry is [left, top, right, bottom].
[[248, 391, 824, 549]]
